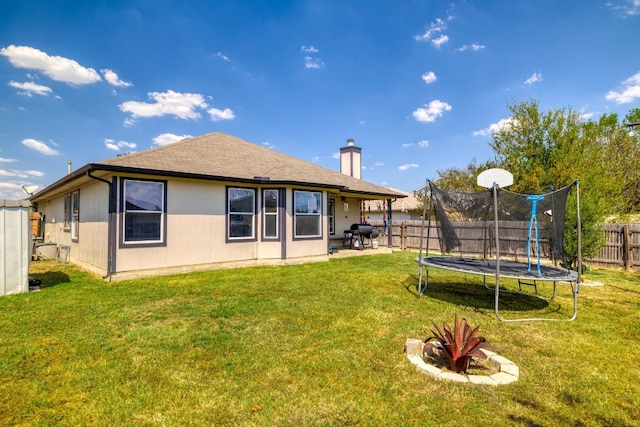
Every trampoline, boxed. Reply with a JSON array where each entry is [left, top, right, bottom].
[[415, 168, 582, 322]]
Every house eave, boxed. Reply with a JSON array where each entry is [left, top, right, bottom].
[[30, 163, 406, 202]]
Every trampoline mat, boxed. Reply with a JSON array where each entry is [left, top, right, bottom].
[[417, 256, 578, 282]]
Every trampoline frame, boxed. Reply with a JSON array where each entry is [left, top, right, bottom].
[[415, 174, 582, 322]]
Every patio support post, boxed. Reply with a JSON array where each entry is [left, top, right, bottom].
[[386, 198, 393, 248]]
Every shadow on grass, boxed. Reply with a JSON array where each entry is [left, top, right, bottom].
[[608, 284, 640, 295], [403, 274, 550, 311], [30, 270, 71, 289]]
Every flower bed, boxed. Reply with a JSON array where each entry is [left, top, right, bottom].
[[405, 338, 519, 385]]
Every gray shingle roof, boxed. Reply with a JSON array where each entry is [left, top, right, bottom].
[[96, 132, 404, 198]]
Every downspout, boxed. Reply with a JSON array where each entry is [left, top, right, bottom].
[[86, 170, 115, 279]]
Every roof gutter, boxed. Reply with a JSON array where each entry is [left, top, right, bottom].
[[86, 169, 115, 280], [86, 164, 407, 198]]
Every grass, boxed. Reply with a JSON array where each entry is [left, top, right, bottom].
[[1, 252, 639, 426]]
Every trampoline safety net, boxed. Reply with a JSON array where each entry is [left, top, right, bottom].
[[429, 181, 576, 266]]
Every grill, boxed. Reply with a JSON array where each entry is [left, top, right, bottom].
[[346, 223, 380, 249]]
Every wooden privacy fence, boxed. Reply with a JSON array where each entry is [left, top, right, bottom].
[[369, 220, 640, 271], [589, 223, 640, 270]]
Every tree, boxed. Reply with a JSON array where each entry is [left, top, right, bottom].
[[487, 100, 638, 265], [434, 100, 640, 268], [435, 159, 498, 192], [617, 108, 640, 215]]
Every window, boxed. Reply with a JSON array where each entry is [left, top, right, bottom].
[[328, 198, 335, 235], [64, 194, 71, 231], [71, 191, 79, 241], [263, 189, 279, 239], [64, 191, 80, 241], [228, 187, 255, 239], [294, 190, 322, 238], [122, 179, 165, 245]]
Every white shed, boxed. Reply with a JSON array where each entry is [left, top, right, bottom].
[[0, 199, 31, 296]]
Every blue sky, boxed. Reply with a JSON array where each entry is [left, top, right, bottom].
[[1, 0, 639, 200]]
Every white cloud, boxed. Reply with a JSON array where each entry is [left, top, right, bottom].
[[119, 90, 208, 121], [301, 45, 323, 69], [0, 44, 101, 85], [0, 181, 29, 200], [304, 56, 324, 69], [431, 34, 449, 48], [0, 156, 17, 163], [372, 161, 384, 167], [216, 51, 230, 61], [101, 69, 132, 87], [415, 18, 447, 42], [577, 107, 595, 121], [152, 133, 192, 146], [104, 141, 119, 151], [21, 138, 60, 155], [421, 71, 437, 84], [262, 141, 276, 149], [525, 72, 543, 85], [457, 43, 486, 52], [605, 71, 640, 104], [415, 18, 450, 47], [9, 80, 52, 96], [208, 107, 235, 121], [104, 138, 136, 151], [412, 100, 452, 122], [0, 170, 24, 178], [402, 140, 430, 148], [607, 0, 640, 17], [472, 118, 516, 137], [398, 163, 419, 171], [331, 152, 340, 159], [0, 168, 45, 179]]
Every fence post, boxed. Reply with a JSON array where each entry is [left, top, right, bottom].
[[623, 224, 631, 271], [401, 221, 406, 250]]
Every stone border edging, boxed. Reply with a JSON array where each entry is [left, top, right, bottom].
[[405, 338, 519, 385]]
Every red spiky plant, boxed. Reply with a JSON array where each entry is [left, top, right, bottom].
[[423, 313, 498, 373]]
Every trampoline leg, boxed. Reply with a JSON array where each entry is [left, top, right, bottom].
[[417, 263, 429, 297], [517, 279, 538, 294], [495, 280, 579, 322]]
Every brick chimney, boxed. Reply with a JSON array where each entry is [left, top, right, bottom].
[[340, 138, 361, 179]]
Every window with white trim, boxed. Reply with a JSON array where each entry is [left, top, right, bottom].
[[64, 191, 80, 242], [294, 190, 322, 238], [263, 189, 279, 239], [123, 179, 165, 244], [64, 193, 71, 231], [328, 198, 335, 235], [71, 191, 79, 242], [228, 187, 255, 239]]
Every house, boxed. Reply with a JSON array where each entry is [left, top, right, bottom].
[[362, 188, 421, 222], [29, 133, 405, 280]]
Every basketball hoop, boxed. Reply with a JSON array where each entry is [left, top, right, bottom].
[[477, 168, 513, 189]]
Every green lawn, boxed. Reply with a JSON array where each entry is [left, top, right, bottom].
[[1, 252, 639, 426]]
